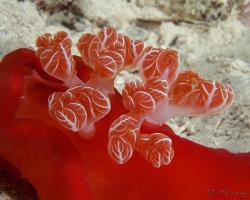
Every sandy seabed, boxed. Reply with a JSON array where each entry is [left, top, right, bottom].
[[0, 0, 250, 199]]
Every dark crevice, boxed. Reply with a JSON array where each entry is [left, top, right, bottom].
[[0, 157, 38, 200]]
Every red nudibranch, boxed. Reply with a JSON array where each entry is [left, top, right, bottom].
[[0, 27, 249, 200]]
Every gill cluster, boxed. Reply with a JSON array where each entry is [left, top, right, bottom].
[[35, 27, 234, 168]]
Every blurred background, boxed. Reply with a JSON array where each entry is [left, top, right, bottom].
[[0, 0, 250, 199]]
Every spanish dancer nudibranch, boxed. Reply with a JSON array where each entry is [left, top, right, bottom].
[[0, 27, 249, 200]]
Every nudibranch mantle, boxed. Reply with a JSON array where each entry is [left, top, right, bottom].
[[1, 44, 249, 200]]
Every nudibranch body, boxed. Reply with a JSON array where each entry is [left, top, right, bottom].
[[1, 29, 249, 200], [35, 27, 234, 168]]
